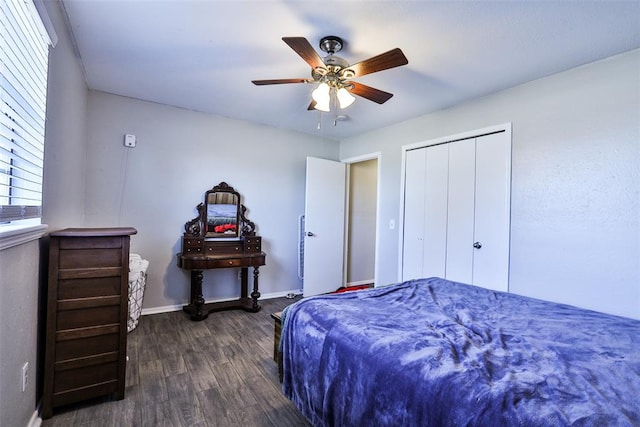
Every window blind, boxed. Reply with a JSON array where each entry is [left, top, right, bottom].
[[0, 0, 51, 224]]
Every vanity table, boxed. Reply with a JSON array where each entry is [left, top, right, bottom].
[[177, 182, 266, 321]]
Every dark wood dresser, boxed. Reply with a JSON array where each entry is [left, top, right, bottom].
[[42, 227, 137, 419]]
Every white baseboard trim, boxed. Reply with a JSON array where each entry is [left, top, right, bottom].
[[27, 408, 41, 427], [139, 289, 303, 316]]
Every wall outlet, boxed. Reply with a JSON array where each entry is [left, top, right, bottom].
[[21, 362, 28, 392]]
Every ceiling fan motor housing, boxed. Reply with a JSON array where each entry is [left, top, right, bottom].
[[319, 36, 343, 54], [313, 36, 355, 85]]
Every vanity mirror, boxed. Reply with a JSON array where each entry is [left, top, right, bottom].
[[184, 181, 256, 239], [178, 182, 265, 321], [205, 188, 239, 237]]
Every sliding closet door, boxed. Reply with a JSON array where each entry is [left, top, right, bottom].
[[472, 132, 511, 291], [401, 127, 511, 291], [422, 144, 448, 279], [445, 139, 476, 284], [401, 148, 427, 280], [402, 144, 448, 281]]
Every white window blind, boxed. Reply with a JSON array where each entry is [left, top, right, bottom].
[[0, 0, 51, 225]]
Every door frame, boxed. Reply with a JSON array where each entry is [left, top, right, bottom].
[[398, 123, 512, 282], [341, 152, 382, 288]]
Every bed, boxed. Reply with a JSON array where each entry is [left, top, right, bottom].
[[280, 277, 640, 426]]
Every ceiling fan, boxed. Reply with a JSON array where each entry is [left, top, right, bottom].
[[252, 36, 408, 112]]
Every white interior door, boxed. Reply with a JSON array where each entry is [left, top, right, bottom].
[[303, 157, 346, 297]]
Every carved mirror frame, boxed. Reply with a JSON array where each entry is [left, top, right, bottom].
[[184, 182, 255, 238]]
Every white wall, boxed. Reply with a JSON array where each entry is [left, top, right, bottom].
[[0, 241, 41, 427], [83, 91, 338, 310], [341, 49, 640, 319], [0, 1, 88, 426]]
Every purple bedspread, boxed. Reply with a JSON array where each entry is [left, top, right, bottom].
[[281, 278, 640, 426]]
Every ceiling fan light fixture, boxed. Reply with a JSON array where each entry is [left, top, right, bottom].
[[312, 82, 330, 102], [314, 98, 331, 112], [312, 82, 331, 111], [337, 87, 355, 109]]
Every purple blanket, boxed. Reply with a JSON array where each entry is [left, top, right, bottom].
[[281, 278, 640, 426]]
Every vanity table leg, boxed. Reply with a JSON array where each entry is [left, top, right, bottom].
[[190, 269, 207, 321], [240, 267, 248, 299], [251, 266, 261, 311]]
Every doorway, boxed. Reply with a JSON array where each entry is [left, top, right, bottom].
[[346, 158, 378, 287], [302, 154, 380, 296]]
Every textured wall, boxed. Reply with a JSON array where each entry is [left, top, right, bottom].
[[341, 50, 639, 319], [83, 91, 339, 310]]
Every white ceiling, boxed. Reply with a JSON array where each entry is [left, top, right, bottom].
[[60, 1, 640, 141]]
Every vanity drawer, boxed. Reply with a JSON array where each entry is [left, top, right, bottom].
[[205, 242, 243, 255], [244, 236, 262, 253], [183, 238, 203, 253]]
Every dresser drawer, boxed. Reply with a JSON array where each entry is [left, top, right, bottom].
[[58, 277, 121, 300], [244, 236, 262, 253], [54, 361, 119, 394], [59, 247, 123, 269], [183, 237, 204, 254], [57, 305, 121, 330], [183, 246, 202, 254], [184, 238, 203, 247], [55, 333, 119, 361], [205, 241, 243, 255], [208, 258, 244, 268]]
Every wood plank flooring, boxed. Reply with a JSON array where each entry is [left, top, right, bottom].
[[42, 297, 311, 427]]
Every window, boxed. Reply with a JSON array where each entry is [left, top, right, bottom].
[[0, 0, 52, 229]]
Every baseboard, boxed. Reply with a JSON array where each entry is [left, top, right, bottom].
[[139, 289, 303, 316], [27, 408, 41, 427]]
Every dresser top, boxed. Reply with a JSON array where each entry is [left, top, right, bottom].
[[50, 227, 137, 237]]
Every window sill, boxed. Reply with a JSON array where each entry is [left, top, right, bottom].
[[0, 223, 49, 251]]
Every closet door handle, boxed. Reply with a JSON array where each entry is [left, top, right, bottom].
[[473, 242, 482, 249], [306, 232, 315, 237]]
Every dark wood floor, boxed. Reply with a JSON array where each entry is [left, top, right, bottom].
[[42, 297, 311, 427]]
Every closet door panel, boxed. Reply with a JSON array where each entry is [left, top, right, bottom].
[[446, 138, 476, 284], [473, 132, 511, 292], [401, 148, 427, 281], [422, 144, 448, 279]]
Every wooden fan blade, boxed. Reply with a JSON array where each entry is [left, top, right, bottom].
[[350, 82, 394, 104], [252, 78, 310, 85], [282, 37, 325, 70], [346, 48, 408, 77]]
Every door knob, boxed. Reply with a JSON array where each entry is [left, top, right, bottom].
[[473, 242, 482, 249], [306, 232, 315, 237]]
